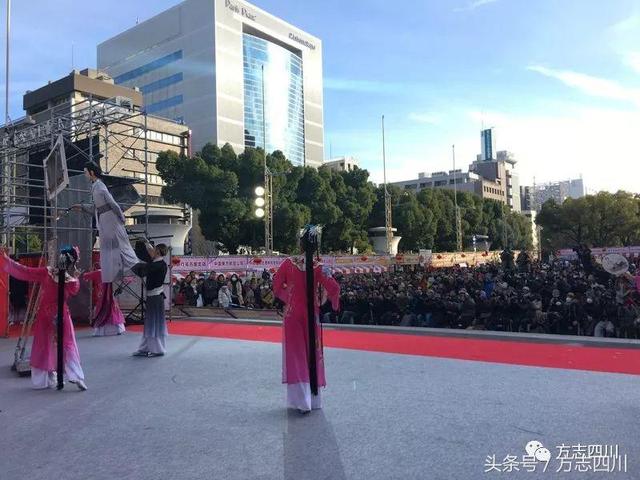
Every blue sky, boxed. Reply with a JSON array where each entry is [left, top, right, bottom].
[[2, 0, 639, 193]]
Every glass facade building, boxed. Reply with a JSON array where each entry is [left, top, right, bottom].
[[243, 33, 305, 166], [99, 0, 324, 166]]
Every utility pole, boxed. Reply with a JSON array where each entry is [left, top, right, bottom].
[[261, 65, 272, 254], [382, 115, 392, 254], [452, 145, 462, 252], [2, 0, 10, 249]]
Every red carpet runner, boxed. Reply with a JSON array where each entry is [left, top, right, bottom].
[[127, 321, 640, 376]]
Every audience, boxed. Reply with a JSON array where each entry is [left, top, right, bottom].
[[172, 256, 640, 339]]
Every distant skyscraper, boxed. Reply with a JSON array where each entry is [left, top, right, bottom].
[[481, 128, 493, 161]]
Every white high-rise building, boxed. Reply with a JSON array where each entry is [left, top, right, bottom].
[[98, 0, 324, 167]]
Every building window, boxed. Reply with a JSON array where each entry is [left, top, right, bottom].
[[140, 73, 184, 95], [243, 33, 305, 166], [114, 51, 183, 84], [145, 95, 183, 115]]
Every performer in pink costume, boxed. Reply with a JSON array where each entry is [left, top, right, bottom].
[[83, 268, 126, 336], [273, 226, 340, 413], [0, 248, 87, 390]]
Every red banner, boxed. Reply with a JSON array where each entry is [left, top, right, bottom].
[[0, 269, 7, 337]]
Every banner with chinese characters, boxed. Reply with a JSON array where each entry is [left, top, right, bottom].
[[557, 246, 640, 260], [171, 251, 513, 274]]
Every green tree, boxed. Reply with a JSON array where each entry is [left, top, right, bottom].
[[537, 191, 640, 249]]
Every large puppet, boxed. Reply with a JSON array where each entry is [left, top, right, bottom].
[[82, 161, 139, 283], [273, 225, 340, 413]]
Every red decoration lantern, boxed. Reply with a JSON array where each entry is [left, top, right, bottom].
[[253, 257, 263, 265], [360, 256, 368, 262], [461, 254, 466, 258], [171, 257, 181, 266], [437, 255, 442, 259]]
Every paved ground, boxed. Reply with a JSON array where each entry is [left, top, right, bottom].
[[1, 329, 639, 480]]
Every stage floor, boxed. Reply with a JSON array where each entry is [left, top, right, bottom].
[[1, 325, 638, 480]]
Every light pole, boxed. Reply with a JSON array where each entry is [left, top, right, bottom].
[[2, 0, 10, 248], [4, 0, 9, 128], [261, 65, 272, 254], [452, 144, 462, 252], [382, 115, 392, 254]]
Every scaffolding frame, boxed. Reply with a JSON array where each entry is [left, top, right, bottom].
[[0, 95, 162, 338]]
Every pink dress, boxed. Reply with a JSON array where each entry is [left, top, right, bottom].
[[273, 257, 340, 410], [83, 270, 126, 336], [1, 256, 85, 388]]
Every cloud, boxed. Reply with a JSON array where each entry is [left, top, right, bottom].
[[624, 52, 640, 74], [527, 65, 640, 107], [408, 112, 441, 124], [454, 0, 499, 12], [611, 14, 640, 33]]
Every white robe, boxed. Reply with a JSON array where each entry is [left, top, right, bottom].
[[91, 180, 139, 283]]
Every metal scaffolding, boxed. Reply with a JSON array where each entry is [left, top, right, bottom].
[[0, 95, 156, 253], [0, 95, 158, 337]]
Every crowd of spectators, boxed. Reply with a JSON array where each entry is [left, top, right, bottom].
[[173, 252, 640, 339], [327, 255, 640, 338], [173, 270, 276, 310]]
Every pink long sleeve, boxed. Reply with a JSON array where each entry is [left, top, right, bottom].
[[273, 259, 290, 302], [1, 256, 47, 283], [318, 268, 340, 311], [82, 270, 102, 283]]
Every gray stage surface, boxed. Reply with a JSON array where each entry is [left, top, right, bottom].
[[1, 330, 638, 480]]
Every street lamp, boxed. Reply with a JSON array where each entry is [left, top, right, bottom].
[[255, 186, 266, 218]]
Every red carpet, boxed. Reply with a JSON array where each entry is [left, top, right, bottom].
[[127, 321, 640, 376]]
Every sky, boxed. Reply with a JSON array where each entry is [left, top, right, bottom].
[[2, 0, 639, 193]]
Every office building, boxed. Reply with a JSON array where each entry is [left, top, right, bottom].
[[523, 178, 586, 211], [321, 156, 360, 173], [98, 0, 324, 167], [470, 150, 521, 212], [391, 170, 507, 204], [480, 128, 494, 161]]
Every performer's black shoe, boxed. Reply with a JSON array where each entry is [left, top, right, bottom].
[[298, 409, 311, 414], [148, 352, 164, 358], [132, 351, 149, 357]]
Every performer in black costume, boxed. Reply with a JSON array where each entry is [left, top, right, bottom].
[[131, 241, 169, 357]]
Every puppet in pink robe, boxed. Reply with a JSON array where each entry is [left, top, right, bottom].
[[0, 254, 86, 390], [83, 269, 126, 336], [273, 257, 340, 412]]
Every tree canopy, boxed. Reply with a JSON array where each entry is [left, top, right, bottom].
[[536, 191, 640, 250], [157, 143, 535, 254]]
